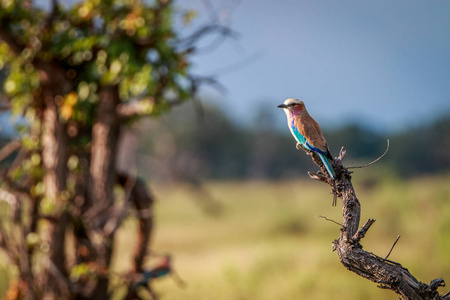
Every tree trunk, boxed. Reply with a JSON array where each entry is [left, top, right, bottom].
[[89, 85, 121, 213], [38, 63, 72, 299], [85, 85, 121, 299], [41, 92, 70, 298]]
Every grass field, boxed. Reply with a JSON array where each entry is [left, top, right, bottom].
[[1, 173, 450, 299], [112, 173, 450, 300]]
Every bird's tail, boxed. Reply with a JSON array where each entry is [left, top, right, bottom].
[[318, 154, 335, 180], [318, 154, 337, 206]]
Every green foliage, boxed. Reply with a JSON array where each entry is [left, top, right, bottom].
[[0, 0, 194, 122], [0, 1, 208, 298]]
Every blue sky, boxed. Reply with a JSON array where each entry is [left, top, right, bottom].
[[182, 0, 450, 132]]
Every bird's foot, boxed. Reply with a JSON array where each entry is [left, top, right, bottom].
[[308, 171, 327, 182], [296, 142, 312, 154]]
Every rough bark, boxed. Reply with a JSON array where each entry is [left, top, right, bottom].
[[89, 85, 121, 214], [306, 147, 448, 300], [83, 85, 121, 300], [40, 67, 72, 299], [0, 1, 217, 297]]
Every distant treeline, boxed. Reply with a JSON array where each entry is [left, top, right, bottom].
[[137, 104, 450, 181]]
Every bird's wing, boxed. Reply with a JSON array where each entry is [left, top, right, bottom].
[[147, 266, 171, 279], [294, 115, 328, 153], [289, 120, 307, 145]]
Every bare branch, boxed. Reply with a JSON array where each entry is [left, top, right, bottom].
[[347, 139, 390, 169], [44, 257, 72, 298], [0, 139, 21, 162], [102, 173, 137, 237], [338, 146, 347, 160], [304, 141, 448, 299], [318, 215, 342, 227], [7, 146, 29, 176], [384, 235, 401, 260], [352, 218, 376, 244], [177, 24, 237, 49]]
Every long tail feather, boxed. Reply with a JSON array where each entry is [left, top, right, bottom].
[[318, 153, 335, 180], [318, 154, 337, 206]]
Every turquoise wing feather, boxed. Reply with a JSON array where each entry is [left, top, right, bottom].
[[290, 121, 307, 147], [290, 121, 335, 179]]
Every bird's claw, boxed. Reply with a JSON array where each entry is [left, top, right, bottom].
[[296, 142, 310, 153]]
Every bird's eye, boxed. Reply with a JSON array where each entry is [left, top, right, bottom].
[[289, 103, 297, 107]]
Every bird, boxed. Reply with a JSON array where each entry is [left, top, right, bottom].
[[277, 98, 335, 181], [135, 255, 172, 288], [134, 254, 185, 289]]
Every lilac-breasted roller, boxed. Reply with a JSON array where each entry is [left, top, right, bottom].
[[277, 98, 335, 180], [135, 254, 185, 289], [135, 255, 172, 288]]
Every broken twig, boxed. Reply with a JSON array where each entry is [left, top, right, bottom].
[[384, 235, 401, 260], [318, 215, 342, 227], [348, 139, 390, 169]]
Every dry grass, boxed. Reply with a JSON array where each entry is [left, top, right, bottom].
[[125, 174, 450, 300], [1, 174, 450, 299]]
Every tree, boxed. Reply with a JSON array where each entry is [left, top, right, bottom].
[[303, 144, 450, 300], [0, 0, 228, 299]]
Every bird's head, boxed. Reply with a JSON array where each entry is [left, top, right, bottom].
[[277, 98, 305, 116]]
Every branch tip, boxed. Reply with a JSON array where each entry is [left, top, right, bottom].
[[318, 215, 342, 227], [429, 278, 445, 291], [352, 218, 376, 243], [338, 147, 346, 160], [384, 235, 401, 261], [348, 139, 390, 169]]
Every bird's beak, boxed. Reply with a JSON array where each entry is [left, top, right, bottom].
[[277, 104, 288, 108]]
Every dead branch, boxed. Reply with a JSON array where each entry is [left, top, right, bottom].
[[117, 173, 154, 272], [348, 139, 390, 169], [102, 173, 136, 237], [177, 24, 237, 49], [120, 174, 154, 300], [384, 235, 401, 260], [44, 257, 72, 298], [0, 139, 21, 162], [318, 215, 342, 227], [352, 218, 376, 244], [305, 145, 448, 299]]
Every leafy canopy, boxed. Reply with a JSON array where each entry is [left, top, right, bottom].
[[0, 0, 194, 120]]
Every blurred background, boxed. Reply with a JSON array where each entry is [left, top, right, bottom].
[[128, 0, 450, 181], [118, 1, 450, 299], [1, 0, 450, 299], [115, 97, 450, 298]]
